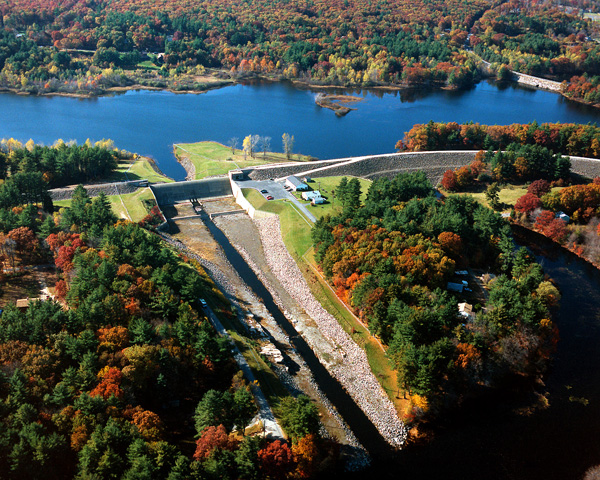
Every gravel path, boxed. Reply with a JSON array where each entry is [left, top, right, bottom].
[[255, 215, 407, 448]]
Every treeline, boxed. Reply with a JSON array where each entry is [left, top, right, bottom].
[[471, 1, 598, 80], [441, 144, 570, 192], [398, 121, 600, 158], [312, 172, 558, 411], [0, 0, 489, 92], [0, 138, 118, 187], [0, 178, 335, 477]]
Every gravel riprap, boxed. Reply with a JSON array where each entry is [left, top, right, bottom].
[[50, 180, 141, 200], [255, 215, 407, 448]]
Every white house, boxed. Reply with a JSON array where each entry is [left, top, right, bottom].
[[311, 196, 325, 205], [301, 190, 321, 201], [285, 175, 308, 191]]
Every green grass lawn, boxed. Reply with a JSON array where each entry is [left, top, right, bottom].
[[462, 184, 563, 210], [107, 156, 173, 184], [292, 176, 372, 219], [175, 141, 315, 180], [54, 188, 156, 222]]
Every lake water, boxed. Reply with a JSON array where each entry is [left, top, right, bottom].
[[1, 79, 599, 181]]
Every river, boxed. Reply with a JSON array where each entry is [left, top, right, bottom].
[[1, 79, 599, 180]]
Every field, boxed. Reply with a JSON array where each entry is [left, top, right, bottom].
[[0, 267, 58, 308], [54, 187, 156, 222], [243, 178, 410, 415], [175, 141, 314, 180], [107, 156, 173, 184], [461, 184, 564, 209]]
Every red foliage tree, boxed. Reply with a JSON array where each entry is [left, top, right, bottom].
[[257, 440, 296, 480], [89, 367, 124, 400], [527, 179, 551, 197], [534, 210, 555, 230], [193, 425, 239, 460], [515, 193, 542, 213], [440, 170, 457, 191]]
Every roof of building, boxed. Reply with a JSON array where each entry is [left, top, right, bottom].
[[286, 175, 305, 187]]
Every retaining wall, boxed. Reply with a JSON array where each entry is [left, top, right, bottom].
[[229, 172, 275, 219], [50, 179, 145, 200], [151, 177, 232, 205]]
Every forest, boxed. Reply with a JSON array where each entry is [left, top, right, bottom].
[[398, 121, 600, 159], [0, 0, 596, 94], [312, 173, 559, 414], [0, 142, 336, 479]]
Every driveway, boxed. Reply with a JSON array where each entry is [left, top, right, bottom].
[[234, 178, 317, 223]]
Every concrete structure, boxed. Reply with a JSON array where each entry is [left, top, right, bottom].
[[285, 175, 309, 191], [151, 177, 232, 205], [230, 170, 245, 181]]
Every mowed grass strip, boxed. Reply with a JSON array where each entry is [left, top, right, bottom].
[[175, 141, 313, 180]]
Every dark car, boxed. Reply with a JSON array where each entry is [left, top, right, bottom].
[[266, 195, 274, 200], [261, 189, 268, 194]]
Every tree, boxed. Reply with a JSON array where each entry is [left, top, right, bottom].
[[232, 386, 257, 435], [485, 182, 501, 210], [345, 178, 362, 210], [515, 193, 542, 213], [258, 441, 295, 480], [193, 425, 238, 460], [527, 179, 551, 197], [194, 389, 234, 434], [279, 395, 319, 441], [260, 136, 271, 158], [282, 133, 294, 160], [228, 137, 238, 154]]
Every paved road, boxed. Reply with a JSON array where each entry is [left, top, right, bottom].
[[203, 305, 285, 440], [234, 178, 317, 223]]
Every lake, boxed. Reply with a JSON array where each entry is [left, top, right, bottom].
[[1, 79, 599, 181]]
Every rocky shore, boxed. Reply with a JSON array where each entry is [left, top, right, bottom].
[[255, 215, 407, 448]]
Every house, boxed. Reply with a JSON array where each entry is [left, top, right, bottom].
[[301, 190, 321, 201], [447, 282, 464, 293], [556, 211, 570, 223], [458, 302, 475, 320], [285, 175, 308, 191], [311, 196, 325, 205]]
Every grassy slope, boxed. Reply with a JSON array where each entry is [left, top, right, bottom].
[[174, 141, 314, 180], [244, 177, 409, 416], [106, 156, 173, 184], [54, 187, 156, 222]]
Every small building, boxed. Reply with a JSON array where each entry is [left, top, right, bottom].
[[556, 211, 570, 223], [447, 282, 464, 293], [301, 190, 321, 201], [311, 196, 325, 205], [458, 302, 475, 320], [303, 176, 312, 183], [230, 170, 244, 181], [285, 175, 308, 191]]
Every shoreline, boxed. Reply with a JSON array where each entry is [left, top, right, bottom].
[[0, 71, 585, 109]]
